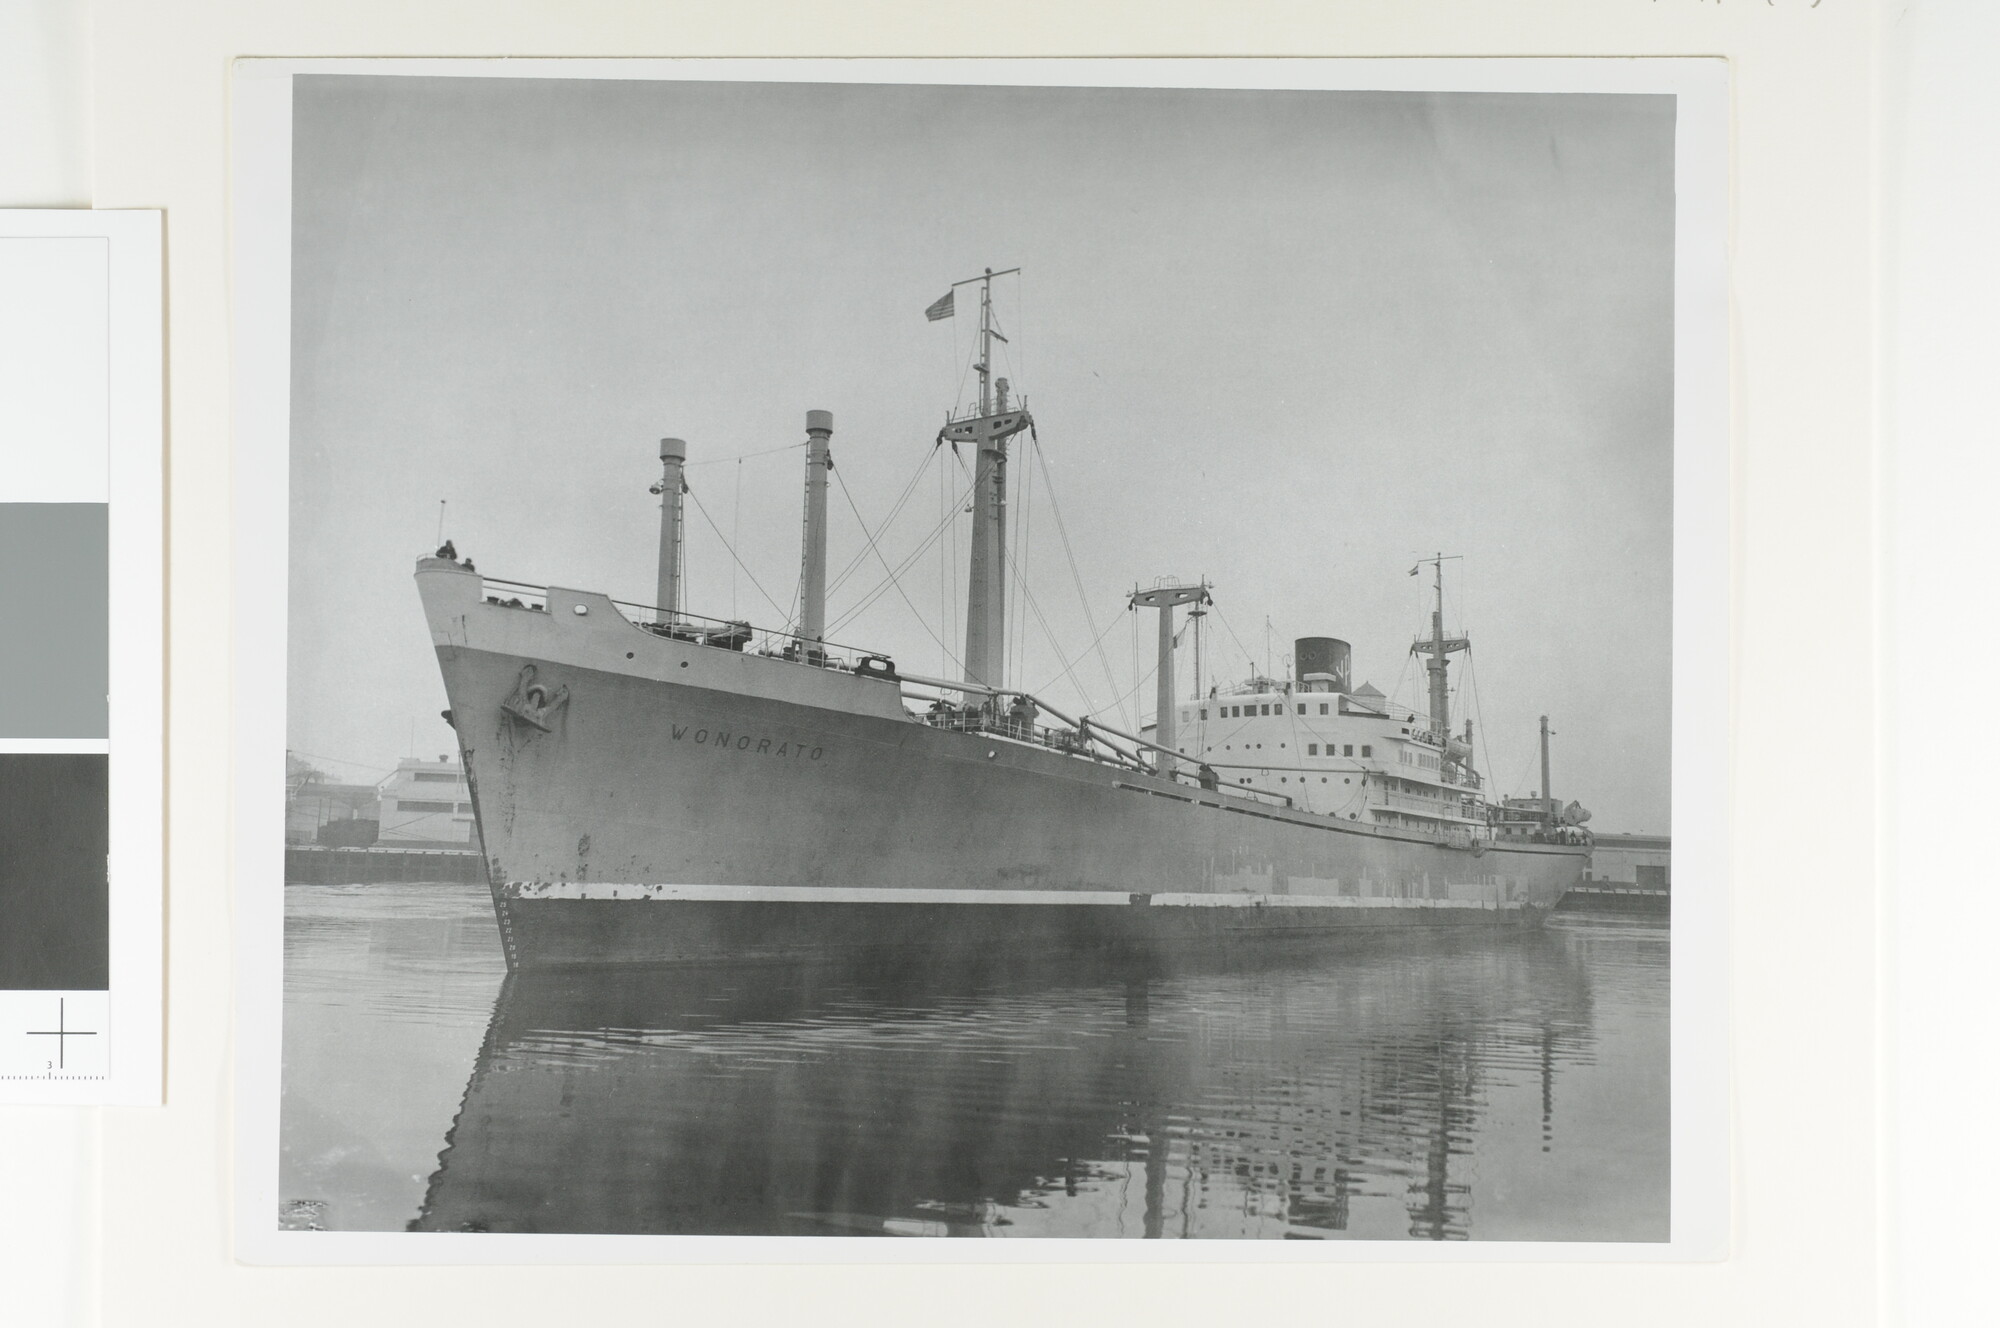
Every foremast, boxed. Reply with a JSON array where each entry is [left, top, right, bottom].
[[937, 268, 1032, 690]]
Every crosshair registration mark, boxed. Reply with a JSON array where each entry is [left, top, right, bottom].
[[27, 998, 97, 1070]]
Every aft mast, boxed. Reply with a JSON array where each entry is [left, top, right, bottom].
[[1410, 552, 1469, 746], [936, 268, 1031, 690]]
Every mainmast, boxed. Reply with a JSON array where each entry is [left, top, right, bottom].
[[937, 267, 1031, 690], [1410, 553, 1469, 743]]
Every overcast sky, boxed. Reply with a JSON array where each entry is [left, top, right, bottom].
[[288, 75, 1675, 832]]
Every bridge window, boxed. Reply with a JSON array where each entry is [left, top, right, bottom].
[[1307, 743, 1318, 755], [1343, 744, 1353, 757], [1199, 708, 1207, 720], [1297, 704, 1305, 715], [396, 800, 454, 813], [1319, 703, 1329, 715], [1361, 745, 1372, 758]]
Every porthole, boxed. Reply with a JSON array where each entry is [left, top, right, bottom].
[[626, 651, 634, 659], [680, 661, 689, 669]]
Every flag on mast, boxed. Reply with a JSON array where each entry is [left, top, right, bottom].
[[924, 290, 955, 322], [1409, 563, 1420, 576]]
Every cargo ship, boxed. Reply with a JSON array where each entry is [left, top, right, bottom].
[[417, 270, 1588, 969]]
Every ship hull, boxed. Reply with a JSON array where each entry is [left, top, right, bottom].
[[417, 563, 1587, 970]]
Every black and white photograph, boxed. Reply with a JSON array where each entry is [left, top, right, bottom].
[[240, 60, 1726, 1256]]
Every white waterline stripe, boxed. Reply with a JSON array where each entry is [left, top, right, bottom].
[[506, 882, 1527, 910]]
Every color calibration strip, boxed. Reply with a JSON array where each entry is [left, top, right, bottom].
[[0, 212, 162, 1103]]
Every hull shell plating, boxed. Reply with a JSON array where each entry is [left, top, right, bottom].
[[418, 562, 1585, 969]]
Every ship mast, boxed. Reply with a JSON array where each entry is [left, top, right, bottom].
[[1540, 713, 1554, 828], [651, 437, 687, 626], [1130, 580, 1212, 779], [798, 411, 834, 662], [1410, 553, 1468, 744], [939, 267, 1031, 689]]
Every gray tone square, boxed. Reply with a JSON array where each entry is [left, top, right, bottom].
[[0, 503, 108, 738], [0, 754, 109, 990]]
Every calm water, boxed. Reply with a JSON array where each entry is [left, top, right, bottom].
[[280, 881, 1668, 1240]]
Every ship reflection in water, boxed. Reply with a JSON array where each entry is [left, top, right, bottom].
[[280, 882, 1667, 1241]]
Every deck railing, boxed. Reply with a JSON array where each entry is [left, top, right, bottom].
[[479, 573, 1315, 813], [478, 576, 895, 675]]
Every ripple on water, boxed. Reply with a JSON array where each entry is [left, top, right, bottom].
[[280, 881, 1669, 1240]]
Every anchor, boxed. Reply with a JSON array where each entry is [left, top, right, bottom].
[[500, 663, 569, 732]]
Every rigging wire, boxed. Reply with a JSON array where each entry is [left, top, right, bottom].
[[286, 750, 399, 780], [1389, 589, 1424, 712], [1207, 602, 1262, 684], [826, 444, 936, 600], [1027, 599, 1137, 700], [1130, 599, 1140, 724], [1029, 437, 1130, 732], [1103, 649, 1161, 723], [684, 483, 790, 622], [948, 442, 962, 668], [730, 459, 742, 618], [827, 474, 975, 634], [939, 452, 951, 677], [1011, 428, 1036, 685], [683, 440, 807, 468], [831, 466, 963, 671], [826, 472, 979, 635], [1463, 648, 1502, 793], [999, 541, 1108, 717]]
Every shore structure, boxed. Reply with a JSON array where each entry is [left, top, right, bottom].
[[417, 270, 1589, 969], [1558, 832, 1670, 915], [376, 756, 478, 846]]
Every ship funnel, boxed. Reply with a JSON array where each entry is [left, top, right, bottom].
[[655, 437, 687, 624], [799, 411, 834, 658], [1294, 637, 1350, 693]]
